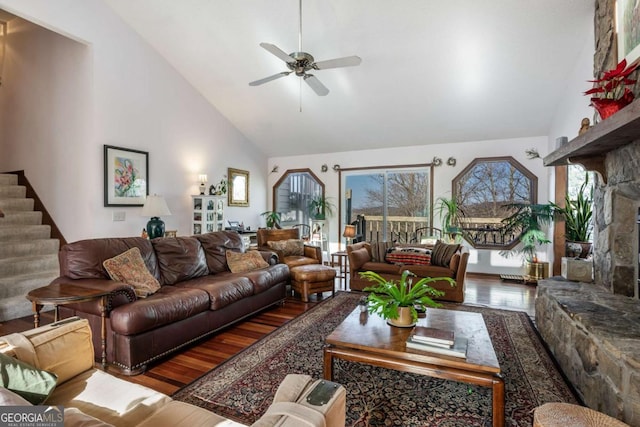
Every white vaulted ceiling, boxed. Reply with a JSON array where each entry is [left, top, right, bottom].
[[103, 0, 593, 157]]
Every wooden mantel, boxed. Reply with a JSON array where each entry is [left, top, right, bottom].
[[543, 98, 640, 183]]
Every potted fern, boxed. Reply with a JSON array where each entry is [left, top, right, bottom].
[[361, 270, 455, 327]]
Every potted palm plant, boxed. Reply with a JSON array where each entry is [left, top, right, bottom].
[[550, 177, 593, 258], [361, 270, 455, 327], [308, 196, 336, 220], [260, 211, 282, 229], [500, 203, 554, 283], [435, 196, 465, 242]]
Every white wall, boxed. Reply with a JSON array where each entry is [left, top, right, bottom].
[[0, 0, 267, 242], [268, 136, 550, 275]]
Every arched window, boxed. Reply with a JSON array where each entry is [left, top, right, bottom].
[[273, 169, 324, 227], [453, 156, 537, 249]]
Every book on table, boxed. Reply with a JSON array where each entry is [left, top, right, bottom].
[[405, 336, 469, 359], [410, 326, 455, 347]]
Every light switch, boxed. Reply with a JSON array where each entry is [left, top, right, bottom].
[[113, 211, 126, 221]]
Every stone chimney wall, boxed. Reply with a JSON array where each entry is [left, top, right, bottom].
[[590, 0, 640, 297]]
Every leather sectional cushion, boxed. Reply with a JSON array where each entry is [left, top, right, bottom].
[[360, 261, 401, 275], [241, 264, 290, 294], [282, 255, 319, 268], [109, 286, 211, 335], [400, 264, 454, 277], [151, 237, 209, 285], [174, 275, 254, 310], [103, 247, 161, 298], [0, 317, 94, 386], [59, 237, 159, 281], [195, 231, 244, 274]]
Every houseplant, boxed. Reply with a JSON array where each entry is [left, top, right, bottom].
[[585, 59, 638, 120], [308, 196, 336, 220], [550, 176, 593, 258], [500, 203, 554, 282], [434, 196, 465, 241], [361, 270, 455, 327], [260, 211, 282, 229]]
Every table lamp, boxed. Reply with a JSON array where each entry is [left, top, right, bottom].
[[141, 194, 172, 239], [198, 174, 207, 195], [343, 224, 356, 248]]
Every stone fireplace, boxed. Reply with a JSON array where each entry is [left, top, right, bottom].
[[539, 100, 640, 426]]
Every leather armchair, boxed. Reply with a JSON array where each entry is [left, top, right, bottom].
[[257, 228, 322, 268]]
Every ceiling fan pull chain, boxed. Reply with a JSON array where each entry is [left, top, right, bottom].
[[300, 77, 303, 112]]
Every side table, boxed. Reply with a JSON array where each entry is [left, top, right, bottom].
[[330, 251, 349, 290], [27, 283, 111, 370]]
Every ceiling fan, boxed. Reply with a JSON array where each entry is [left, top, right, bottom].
[[249, 0, 362, 96]]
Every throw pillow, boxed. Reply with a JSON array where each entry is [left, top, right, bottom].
[[0, 353, 58, 405], [370, 241, 394, 262], [103, 247, 161, 298], [430, 241, 460, 267], [266, 239, 304, 257], [385, 251, 431, 265], [226, 250, 270, 273]]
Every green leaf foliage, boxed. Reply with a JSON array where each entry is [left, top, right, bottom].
[[361, 270, 455, 323]]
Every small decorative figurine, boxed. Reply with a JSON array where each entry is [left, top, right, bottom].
[[141, 228, 148, 239], [578, 118, 591, 135]]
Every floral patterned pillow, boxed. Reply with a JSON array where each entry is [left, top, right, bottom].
[[103, 247, 161, 298], [226, 250, 270, 273], [266, 239, 304, 257]]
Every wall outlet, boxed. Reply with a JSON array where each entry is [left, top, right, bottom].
[[112, 211, 126, 221]]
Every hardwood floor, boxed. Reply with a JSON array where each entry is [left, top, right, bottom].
[[0, 273, 536, 395]]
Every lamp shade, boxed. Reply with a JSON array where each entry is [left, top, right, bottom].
[[198, 174, 207, 184], [141, 195, 172, 217], [343, 225, 356, 238]]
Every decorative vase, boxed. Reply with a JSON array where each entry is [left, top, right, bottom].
[[387, 306, 415, 328], [566, 241, 592, 259], [590, 98, 630, 120]]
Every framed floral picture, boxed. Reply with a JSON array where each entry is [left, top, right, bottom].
[[104, 145, 149, 206], [617, 0, 640, 66], [228, 167, 249, 207]]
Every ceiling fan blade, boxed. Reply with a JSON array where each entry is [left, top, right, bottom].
[[249, 72, 291, 86], [304, 74, 329, 96], [260, 42, 296, 64], [313, 55, 362, 70]]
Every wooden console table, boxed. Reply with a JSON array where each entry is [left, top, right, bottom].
[[27, 283, 111, 370]]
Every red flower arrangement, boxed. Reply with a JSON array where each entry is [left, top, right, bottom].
[[585, 59, 638, 120]]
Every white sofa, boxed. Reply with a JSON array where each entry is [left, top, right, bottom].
[[0, 317, 346, 427]]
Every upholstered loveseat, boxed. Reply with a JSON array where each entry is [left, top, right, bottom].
[[51, 231, 289, 375], [0, 318, 346, 427], [347, 241, 469, 303]]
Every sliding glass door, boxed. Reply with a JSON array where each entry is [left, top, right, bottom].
[[343, 166, 432, 242]]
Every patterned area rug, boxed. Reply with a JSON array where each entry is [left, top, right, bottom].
[[173, 292, 578, 426]]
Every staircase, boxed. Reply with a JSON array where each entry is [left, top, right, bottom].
[[0, 173, 60, 321]]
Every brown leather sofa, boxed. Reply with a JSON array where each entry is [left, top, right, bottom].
[[257, 228, 322, 268], [53, 231, 289, 375], [347, 242, 469, 303]]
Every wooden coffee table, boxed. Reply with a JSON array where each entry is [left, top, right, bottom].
[[324, 307, 504, 427], [27, 283, 111, 370]]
